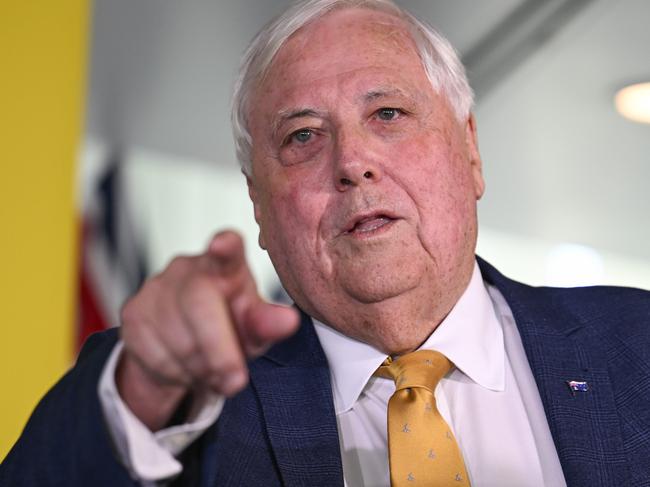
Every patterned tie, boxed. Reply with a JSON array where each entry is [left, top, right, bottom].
[[376, 349, 470, 486]]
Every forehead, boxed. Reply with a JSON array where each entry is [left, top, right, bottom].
[[254, 8, 431, 111], [280, 7, 417, 61]]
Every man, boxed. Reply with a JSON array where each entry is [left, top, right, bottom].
[[2, 0, 649, 486]]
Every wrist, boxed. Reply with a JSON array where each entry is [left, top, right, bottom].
[[116, 352, 188, 431]]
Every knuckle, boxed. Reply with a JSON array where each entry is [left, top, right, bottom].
[[121, 278, 162, 325], [174, 338, 200, 361], [183, 271, 212, 294], [120, 284, 165, 332], [166, 255, 193, 276], [182, 353, 208, 378], [143, 273, 163, 293], [208, 353, 243, 377], [179, 275, 222, 314], [120, 301, 150, 339], [120, 299, 138, 328], [120, 325, 149, 361], [168, 255, 186, 269], [149, 355, 183, 383]]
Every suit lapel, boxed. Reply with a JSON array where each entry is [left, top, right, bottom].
[[250, 311, 344, 487], [479, 258, 629, 486]]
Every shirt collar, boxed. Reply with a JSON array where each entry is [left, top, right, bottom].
[[313, 261, 505, 415]]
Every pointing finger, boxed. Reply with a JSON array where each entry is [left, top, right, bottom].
[[238, 302, 300, 356], [205, 230, 249, 277]]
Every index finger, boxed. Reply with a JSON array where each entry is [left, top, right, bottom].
[[206, 230, 248, 277], [199, 230, 263, 317]]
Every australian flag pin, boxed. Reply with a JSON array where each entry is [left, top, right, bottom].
[[566, 380, 589, 395]]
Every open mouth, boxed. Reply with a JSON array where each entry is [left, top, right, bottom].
[[344, 213, 396, 235]]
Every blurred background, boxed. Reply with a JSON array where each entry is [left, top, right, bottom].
[[2, 0, 649, 459]]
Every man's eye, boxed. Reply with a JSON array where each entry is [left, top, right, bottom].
[[376, 107, 401, 121], [288, 129, 313, 144]]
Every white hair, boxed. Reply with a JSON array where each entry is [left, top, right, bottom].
[[231, 0, 474, 175]]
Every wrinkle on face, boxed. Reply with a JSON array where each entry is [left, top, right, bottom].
[[246, 8, 483, 353]]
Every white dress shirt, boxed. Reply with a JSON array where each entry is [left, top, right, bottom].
[[99, 341, 223, 483], [99, 262, 567, 486]]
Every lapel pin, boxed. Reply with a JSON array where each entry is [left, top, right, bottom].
[[566, 380, 589, 395]]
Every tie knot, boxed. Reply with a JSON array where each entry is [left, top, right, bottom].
[[376, 350, 452, 393]]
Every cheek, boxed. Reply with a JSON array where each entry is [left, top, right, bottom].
[[392, 132, 478, 240], [403, 127, 475, 200], [259, 175, 328, 247], [258, 177, 337, 291]]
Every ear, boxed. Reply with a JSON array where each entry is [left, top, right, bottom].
[[465, 114, 485, 200], [246, 176, 267, 250]]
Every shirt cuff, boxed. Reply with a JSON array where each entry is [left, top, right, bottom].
[[98, 340, 224, 482]]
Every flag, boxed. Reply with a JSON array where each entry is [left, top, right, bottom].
[[77, 151, 148, 349]]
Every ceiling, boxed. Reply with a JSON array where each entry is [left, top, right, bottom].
[[474, 0, 650, 261], [86, 0, 650, 266]]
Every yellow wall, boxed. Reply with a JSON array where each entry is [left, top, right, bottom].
[[0, 1, 88, 459]]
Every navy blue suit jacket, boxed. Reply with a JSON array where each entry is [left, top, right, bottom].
[[2, 259, 650, 486]]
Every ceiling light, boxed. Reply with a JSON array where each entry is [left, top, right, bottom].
[[615, 82, 650, 124]]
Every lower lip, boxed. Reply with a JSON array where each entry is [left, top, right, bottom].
[[347, 217, 396, 238]]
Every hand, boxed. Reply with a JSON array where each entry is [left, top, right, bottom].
[[116, 230, 299, 431]]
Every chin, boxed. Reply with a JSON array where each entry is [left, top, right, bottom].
[[337, 263, 425, 305], [329, 298, 436, 355], [365, 324, 428, 355]]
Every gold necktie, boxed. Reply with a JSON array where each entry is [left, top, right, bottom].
[[376, 350, 470, 486]]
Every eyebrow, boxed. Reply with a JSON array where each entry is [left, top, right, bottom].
[[363, 87, 409, 102], [272, 108, 326, 138]]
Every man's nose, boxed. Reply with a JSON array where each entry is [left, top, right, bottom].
[[333, 129, 382, 191]]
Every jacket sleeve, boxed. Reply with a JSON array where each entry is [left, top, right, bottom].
[[0, 329, 139, 487]]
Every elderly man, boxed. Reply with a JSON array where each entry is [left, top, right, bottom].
[[2, 1, 649, 486]]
